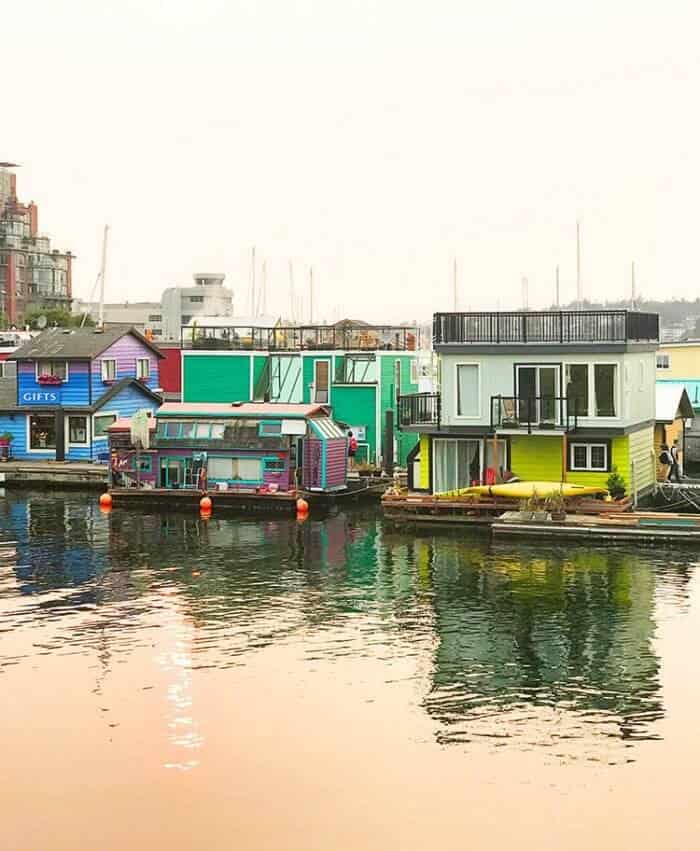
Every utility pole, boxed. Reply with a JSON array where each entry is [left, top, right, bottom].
[[576, 221, 582, 309], [250, 246, 256, 316], [453, 257, 458, 311], [289, 260, 295, 323], [98, 224, 109, 328], [309, 266, 313, 323]]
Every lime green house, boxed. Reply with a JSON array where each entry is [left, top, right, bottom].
[[399, 310, 660, 501], [180, 323, 427, 467]]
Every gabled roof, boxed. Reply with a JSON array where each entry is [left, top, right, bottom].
[[156, 402, 329, 419], [656, 383, 694, 423], [10, 326, 164, 361], [92, 377, 163, 413]]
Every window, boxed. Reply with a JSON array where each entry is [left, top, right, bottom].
[[136, 358, 150, 380], [36, 360, 67, 381], [259, 421, 282, 436], [193, 422, 212, 438], [148, 314, 162, 322], [68, 415, 88, 445], [314, 360, 330, 404], [433, 439, 481, 493], [101, 359, 117, 381], [594, 364, 617, 417], [29, 414, 56, 450], [264, 458, 286, 471], [456, 364, 479, 417], [208, 456, 262, 482], [410, 359, 419, 384], [210, 423, 226, 439], [94, 414, 117, 437], [569, 442, 608, 472], [189, 295, 204, 303], [130, 455, 152, 473], [657, 354, 670, 370], [565, 364, 589, 417]]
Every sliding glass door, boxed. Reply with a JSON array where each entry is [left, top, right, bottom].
[[517, 366, 560, 425], [433, 439, 481, 493]]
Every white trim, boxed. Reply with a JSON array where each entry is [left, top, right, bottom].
[[66, 413, 89, 447], [35, 359, 69, 383], [454, 361, 481, 419], [135, 357, 150, 380], [101, 358, 117, 382], [563, 360, 621, 421], [569, 442, 608, 472]]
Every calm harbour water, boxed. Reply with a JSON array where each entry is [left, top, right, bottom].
[[2, 491, 700, 850]]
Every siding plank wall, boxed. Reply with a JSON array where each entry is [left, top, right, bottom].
[[92, 335, 160, 398]]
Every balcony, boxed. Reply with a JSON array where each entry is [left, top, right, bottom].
[[491, 396, 580, 433], [398, 393, 441, 429], [433, 310, 659, 346], [182, 325, 418, 351]]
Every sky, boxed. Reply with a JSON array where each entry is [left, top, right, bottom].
[[3, 0, 700, 322]]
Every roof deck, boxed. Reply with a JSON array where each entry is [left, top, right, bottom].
[[433, 310, 659, 347], [180, 324, 419, 351]]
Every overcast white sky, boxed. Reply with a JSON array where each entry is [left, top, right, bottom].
[[3, 1, 699, 321]]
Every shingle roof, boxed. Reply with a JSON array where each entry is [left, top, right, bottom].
[[10, 326, 164, 361]]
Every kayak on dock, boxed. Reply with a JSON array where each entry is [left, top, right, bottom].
[[443, 481, 608, 500]]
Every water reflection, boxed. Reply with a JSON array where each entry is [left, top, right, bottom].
[[0, 491, 694, 762]]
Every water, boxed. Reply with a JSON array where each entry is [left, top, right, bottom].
[[2, 491, 700, 850]]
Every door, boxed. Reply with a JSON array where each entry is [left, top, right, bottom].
[[517, 366, 560, 426], [432, 439, 481, 494], [484, 438, 507, 482], [160, 457, 189, 488], [313, 359, 330, 404]]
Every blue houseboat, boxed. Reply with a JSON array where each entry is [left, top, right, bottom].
[[0, 326, 163, 462]]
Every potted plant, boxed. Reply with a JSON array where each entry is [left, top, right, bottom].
[[606, 467, 627, 501], [530, 489, 548, 522], [37, 373, 62, 385], [0, 432, 14, 447], [548, 487, 567, 522], [518, 498, 533, 521]]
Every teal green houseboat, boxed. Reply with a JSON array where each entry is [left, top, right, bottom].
[[179, 323, 429, 468]]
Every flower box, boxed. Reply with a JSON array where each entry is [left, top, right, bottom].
[[37, 374, 62, 385]]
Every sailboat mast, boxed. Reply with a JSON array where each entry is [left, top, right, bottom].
[[98, 224, 109, 328]]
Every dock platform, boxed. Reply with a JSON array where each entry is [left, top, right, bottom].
[[493, 510, 700, 543], [0, 461, 108, 488], [110, 487, 299, 513]]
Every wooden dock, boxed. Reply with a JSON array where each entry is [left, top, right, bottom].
[[110, 487, 299, 513], [0, 461, 108, 489], [382, 493, 632, 525], [493, 510, 700, 543]]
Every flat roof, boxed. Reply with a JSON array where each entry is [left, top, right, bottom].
[[156, 402, 329, 419]]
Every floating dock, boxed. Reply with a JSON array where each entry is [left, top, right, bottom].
[[493, 510, 700, 543], [110, 487, 298, 513], [0, 461, 108, 488]]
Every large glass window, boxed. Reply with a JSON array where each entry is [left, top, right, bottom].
[[456, 364, 479, 417], [29, 415, 56, 450], [433, 439, 480, 493], [565, 364, 589, 417], [594, 364, 617, 417], [68, 416, 88, 444], [208, 457, 262, 482]]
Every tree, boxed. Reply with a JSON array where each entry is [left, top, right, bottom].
[[22, 307, 94, 329]]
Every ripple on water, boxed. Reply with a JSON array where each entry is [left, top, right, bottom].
[[0, 492, 694, 765]]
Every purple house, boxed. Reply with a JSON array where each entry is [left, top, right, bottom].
[[0, 326, 163, 461]]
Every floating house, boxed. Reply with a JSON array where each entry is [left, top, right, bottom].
[[0, 326, 163, 461], [178, 321, 429, 468], [399, 310, 660, 500], [108, 402, 348, 493]]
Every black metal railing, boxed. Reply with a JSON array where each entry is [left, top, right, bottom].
[[434, 310, 659, 346], [490, 395, 580, 433], [182, 325, 419, 351], [398, 393, 441, 429]]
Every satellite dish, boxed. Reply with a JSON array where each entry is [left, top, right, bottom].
[[36, 315, 47, 330]]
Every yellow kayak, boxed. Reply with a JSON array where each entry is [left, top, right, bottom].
[[447, 481, 607, 499]]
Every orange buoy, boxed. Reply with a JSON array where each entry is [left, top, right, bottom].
[[296, 497, 309, 515], [200, 496, 212, 512], [99, 492, 113, 508]]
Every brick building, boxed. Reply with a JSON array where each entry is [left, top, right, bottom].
[[0, 163, 73, 325]]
